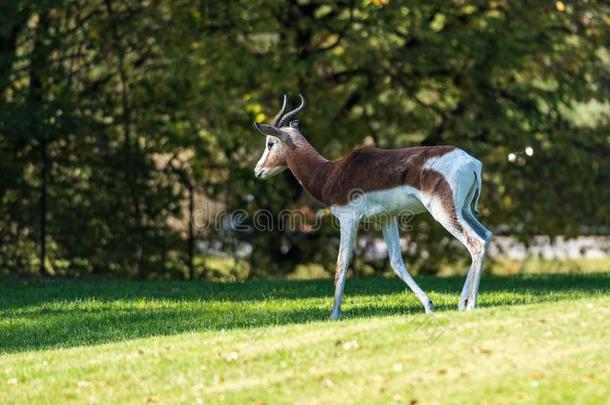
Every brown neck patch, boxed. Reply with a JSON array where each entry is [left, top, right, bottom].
[[285, 138, 331, 202]]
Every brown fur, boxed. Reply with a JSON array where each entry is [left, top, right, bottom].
[[420, 168, 464, 234], [285, 143, 456, 207], [265, 143, 288, 168]]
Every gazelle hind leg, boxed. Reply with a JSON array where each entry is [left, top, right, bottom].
[[425, 193, 486, 311], [463, 208, 492, 242], [382, 216, 434, 313], [458, 233, 487, 310], [458, 176, 492, 309], [460, 208, 491, 310], [455, 182, 478, 306]]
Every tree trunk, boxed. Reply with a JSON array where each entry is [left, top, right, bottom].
[[39, 137, 48, 275], [105, 0, 146, 275], [188, 180, 195, 280], [29, 10, 51, 275]]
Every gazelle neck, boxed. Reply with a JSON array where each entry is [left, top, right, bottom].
[[286, 136, 330, 203]]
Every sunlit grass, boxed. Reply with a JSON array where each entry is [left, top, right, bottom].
[[492, 258, 610, 275], [1, 273, 609, 403]]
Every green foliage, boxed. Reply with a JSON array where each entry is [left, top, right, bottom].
[[0, 0, 608, 277]]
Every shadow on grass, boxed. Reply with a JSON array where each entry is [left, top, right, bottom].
[[0, 273, 608, 354]]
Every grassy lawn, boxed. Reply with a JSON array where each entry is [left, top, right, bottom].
[[1, 274, 609, 404]]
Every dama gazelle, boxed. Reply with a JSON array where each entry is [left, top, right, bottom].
[[254, 94, 492, 320]]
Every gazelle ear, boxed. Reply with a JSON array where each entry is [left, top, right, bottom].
[[253, 122, 289, 142], [290, 120, 299, 128], [254, 122, 281, 137]]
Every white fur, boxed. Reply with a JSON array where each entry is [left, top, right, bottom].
[[332, 185, 426, 220]]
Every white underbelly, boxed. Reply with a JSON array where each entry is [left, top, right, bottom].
[[333, 185, 427, 219]]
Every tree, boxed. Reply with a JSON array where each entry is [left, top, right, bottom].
[[1, 0, 608, 278]]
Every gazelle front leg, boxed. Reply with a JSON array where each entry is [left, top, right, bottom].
[[329, 214, 358, 320], [382, 217, 435, 313]]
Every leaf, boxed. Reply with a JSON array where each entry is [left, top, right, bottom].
[[371, 0, 390, 7]]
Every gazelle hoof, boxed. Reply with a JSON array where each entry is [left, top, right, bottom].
[[424, 300, 435, 314], [329, 312, 341, 321]]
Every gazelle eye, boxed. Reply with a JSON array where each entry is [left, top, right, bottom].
[[267, 142, 274, 149]]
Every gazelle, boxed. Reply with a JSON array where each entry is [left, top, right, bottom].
[[253, 94, 492, 320]]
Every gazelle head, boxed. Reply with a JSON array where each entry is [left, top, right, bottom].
[[253, 94, 305, 179]]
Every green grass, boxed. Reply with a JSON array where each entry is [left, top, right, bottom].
[[1, 273, 609, 404]]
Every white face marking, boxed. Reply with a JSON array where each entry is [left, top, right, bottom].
[[254, 136, 287, 179]]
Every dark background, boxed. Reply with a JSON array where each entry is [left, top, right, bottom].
[[1, 0, 608, 279]]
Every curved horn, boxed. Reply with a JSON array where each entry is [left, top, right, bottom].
[[278, 94, 305, 127], [271, 94, 288, 126]]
